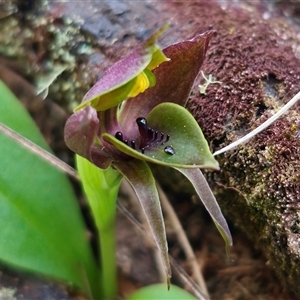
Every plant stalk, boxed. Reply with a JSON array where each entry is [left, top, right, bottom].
[[97, 212, 117, 299], [76, 155, 122, 299]]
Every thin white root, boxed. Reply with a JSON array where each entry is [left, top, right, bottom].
[[213, 89, 300, 156]]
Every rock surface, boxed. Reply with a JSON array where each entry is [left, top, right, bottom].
[[0, 0, 300, 298]]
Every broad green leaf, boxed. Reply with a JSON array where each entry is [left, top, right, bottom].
[[114, 159, 171, 286], [103, 103, 219, 169], [0, 80, 100, 298], [127, 283, 197, 300]]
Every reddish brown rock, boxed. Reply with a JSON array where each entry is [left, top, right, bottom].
[[184, 2, 300, 296]]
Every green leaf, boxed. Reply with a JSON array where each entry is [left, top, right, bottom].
[[127, 283, 197, 300], [114, 159, 171, 286], [0, 80, 100, 298], [103, 103, 219, 169]]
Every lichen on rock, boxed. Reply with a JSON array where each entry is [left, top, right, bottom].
[[0, 1, 107, 110]]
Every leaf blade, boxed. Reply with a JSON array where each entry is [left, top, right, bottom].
[[0, 80, 99, 297]]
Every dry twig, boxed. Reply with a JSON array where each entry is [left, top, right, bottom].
[[157, 182, 209, 297]]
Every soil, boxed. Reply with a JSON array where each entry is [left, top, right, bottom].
[[0, 1, 299, 299]]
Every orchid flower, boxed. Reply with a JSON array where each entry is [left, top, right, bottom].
[[64, 27, 232, 286]]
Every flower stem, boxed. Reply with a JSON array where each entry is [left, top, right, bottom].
[[98, 210, 117, 299], [76, 155, 122, 299]]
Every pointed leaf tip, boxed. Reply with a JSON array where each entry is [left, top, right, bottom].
[[176, 168, 232, 248]]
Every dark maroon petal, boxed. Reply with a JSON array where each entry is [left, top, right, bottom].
[[64, 105, 99, 160], [98, 106, 120, 137], [90, 146, 113, 169], [118, 30, 214, 138], [175, 167, 232, 251]]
